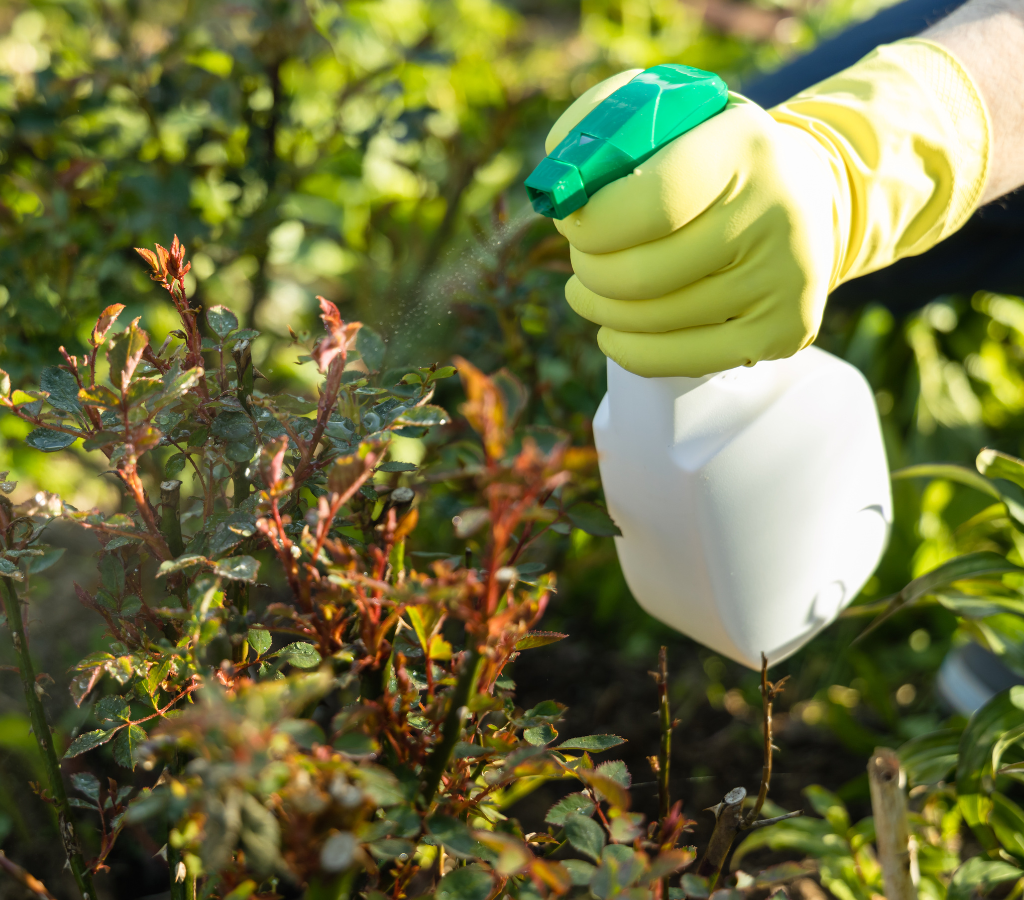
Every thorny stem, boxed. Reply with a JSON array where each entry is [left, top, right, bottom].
[[0, 578, 97, 898], [743, 653, 789, 828], [654, 646, 674, 900], [120, 463, 171, 561], [698, 786, 747, 886], [697, 653, 799, 888], [655, 647, 672, 823], [420, 647, 482, 809]]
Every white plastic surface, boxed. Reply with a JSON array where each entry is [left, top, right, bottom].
[[593, 347, 892, 669]]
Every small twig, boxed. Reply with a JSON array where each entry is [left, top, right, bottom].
[[0, 851, 57, 900], [743, 810, 803, 831]]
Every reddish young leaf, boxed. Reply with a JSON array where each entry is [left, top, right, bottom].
[[91, 303, 126, 347]]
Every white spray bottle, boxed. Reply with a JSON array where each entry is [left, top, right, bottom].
[[526, 63, 892, 668]]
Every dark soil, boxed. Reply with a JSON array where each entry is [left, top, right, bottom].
[[508, 635, 871, 861]]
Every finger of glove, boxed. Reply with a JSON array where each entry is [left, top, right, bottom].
[[554, 96, 772, 255], [565, 274, 753, 333], [569, 202, 741, 301], [544, 70, 643, 154], [597, 312, 808, 379]]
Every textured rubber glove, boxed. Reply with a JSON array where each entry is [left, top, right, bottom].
[[549, 40, 991, 377]]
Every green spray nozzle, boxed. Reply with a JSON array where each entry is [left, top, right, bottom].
[[525, 64, 728, 219]]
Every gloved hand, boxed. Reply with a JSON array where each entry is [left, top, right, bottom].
[[549, 41, 991, 377]]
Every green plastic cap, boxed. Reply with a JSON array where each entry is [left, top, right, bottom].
[[525, 64, 728, 219]]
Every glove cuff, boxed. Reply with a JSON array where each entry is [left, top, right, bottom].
[[769, 37, 991, 287]]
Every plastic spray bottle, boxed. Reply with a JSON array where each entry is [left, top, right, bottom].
[[526, 65, 892, 668]]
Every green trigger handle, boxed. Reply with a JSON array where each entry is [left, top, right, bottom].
[[525, 64, 728, 219]]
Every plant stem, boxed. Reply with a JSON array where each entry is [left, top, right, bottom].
[[655, 646, 672, 900], [0, 849, 57, 900], [656, 646, 671, 823], [697, 786, 747, 887], [0, 577, 96, 899], [159, 479, 185, 557], [420, 647, 481, 808]]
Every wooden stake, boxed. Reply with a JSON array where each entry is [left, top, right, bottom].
[[868, 747, 916, 900]]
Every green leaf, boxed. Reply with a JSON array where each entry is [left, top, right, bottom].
[[125, 376, 163, 407], [100, 554, 126, 597], [992, 791, 1024, 859], [894, 463, 1002, 499], [165, 453, 187, 478], [524, 724, 557, 746], [428, 814, 481, 858], [71, 772, 101, 803], [948, 858, 1022, 900], [564, 813, 606, 861], [64, 727, 119, 759], [731, 814, 833, 870], [515, 631, 567, 651], [562, 859, 596, 887], [40, 366, 82, 413], [428, 366, 458, 382], [860, 552, 1024, 639], [211, 410, 254, 443], [978, 449, 1024, 492], [95, 695, 131, 726], [356, 326, 386, 372], [596, 759, 631, 788], [555, 734, 626, 752], [78, 385, 120, 408], [112, 723, 146, 769], [681, 874, 711, 898], [156, 555, 210, 577], [395, 405, 450, 427], [27, 548, 64, 574], [377, 461, 418, 472], [213, 555, 260, 583], [545, 792, 595, 826], [367, 838, 416, 860], [567, 503, 621, 537], [206, 305, 239, 339], [275, 642, 321, 669], [0, 558, 24, 581], [958, 687, 1024, 852], [106, 321, 149, 390], [435, 865, 494, 900], [900, 729, 961, 785], [248, 628, 272, 657], [25, 427, 78, 452]]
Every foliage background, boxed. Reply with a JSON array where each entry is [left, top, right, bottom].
[[3, 0, 1024, 894]]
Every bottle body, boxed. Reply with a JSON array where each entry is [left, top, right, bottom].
[[593, 348, 891, 669]]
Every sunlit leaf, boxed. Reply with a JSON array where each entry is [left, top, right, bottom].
[[556, 734, 625, 752], [64, 728, 119, 759], [206, 305, 239, 339]]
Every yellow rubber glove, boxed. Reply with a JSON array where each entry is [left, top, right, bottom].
[[550, 40, 991, 377]]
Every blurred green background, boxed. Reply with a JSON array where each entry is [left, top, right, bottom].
[[3, 0, 1024, 892]]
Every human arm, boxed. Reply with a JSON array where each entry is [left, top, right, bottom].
[[924, 0, 1024, 203], [548, 0, 1021, 377]]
